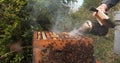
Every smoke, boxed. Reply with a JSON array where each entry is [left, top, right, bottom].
[[27, 0, 83, 32], [69, 20, 93, 37], [69, 28, 83, 37], [27, 0, 51, 30]]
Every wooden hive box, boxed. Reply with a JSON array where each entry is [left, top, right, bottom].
[[33, 31, 94, 63]]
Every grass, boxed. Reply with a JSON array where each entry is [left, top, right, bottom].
[[92, 29, 120, 63]]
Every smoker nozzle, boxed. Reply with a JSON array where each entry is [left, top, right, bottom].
[[80, 20, 109, 36], [79, 20, 93, 33]]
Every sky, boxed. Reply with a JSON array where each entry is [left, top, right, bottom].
[[69, 0, 84, 13]]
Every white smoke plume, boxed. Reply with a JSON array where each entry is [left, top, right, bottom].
[[27, 0, 83, 32]]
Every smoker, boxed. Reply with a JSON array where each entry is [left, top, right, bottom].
[[114, 11, 120, 55], [82, 7, 116, 36], [76, 20, 109, 36], [80, 11, 120, 55]]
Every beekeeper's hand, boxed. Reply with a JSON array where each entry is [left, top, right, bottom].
[[93, 4, 108, 16]]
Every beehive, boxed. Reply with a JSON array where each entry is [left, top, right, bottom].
[[33, 31, 94, 63]]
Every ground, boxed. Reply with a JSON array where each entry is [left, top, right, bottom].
[[93, 29, 120, 63]]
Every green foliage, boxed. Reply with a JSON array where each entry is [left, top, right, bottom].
[[115, 57, 120, 63], [83, 0, 101, 8], [0, 0, 32, 63]]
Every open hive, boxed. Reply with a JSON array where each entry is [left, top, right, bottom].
[[33, 31, 94, 63]]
